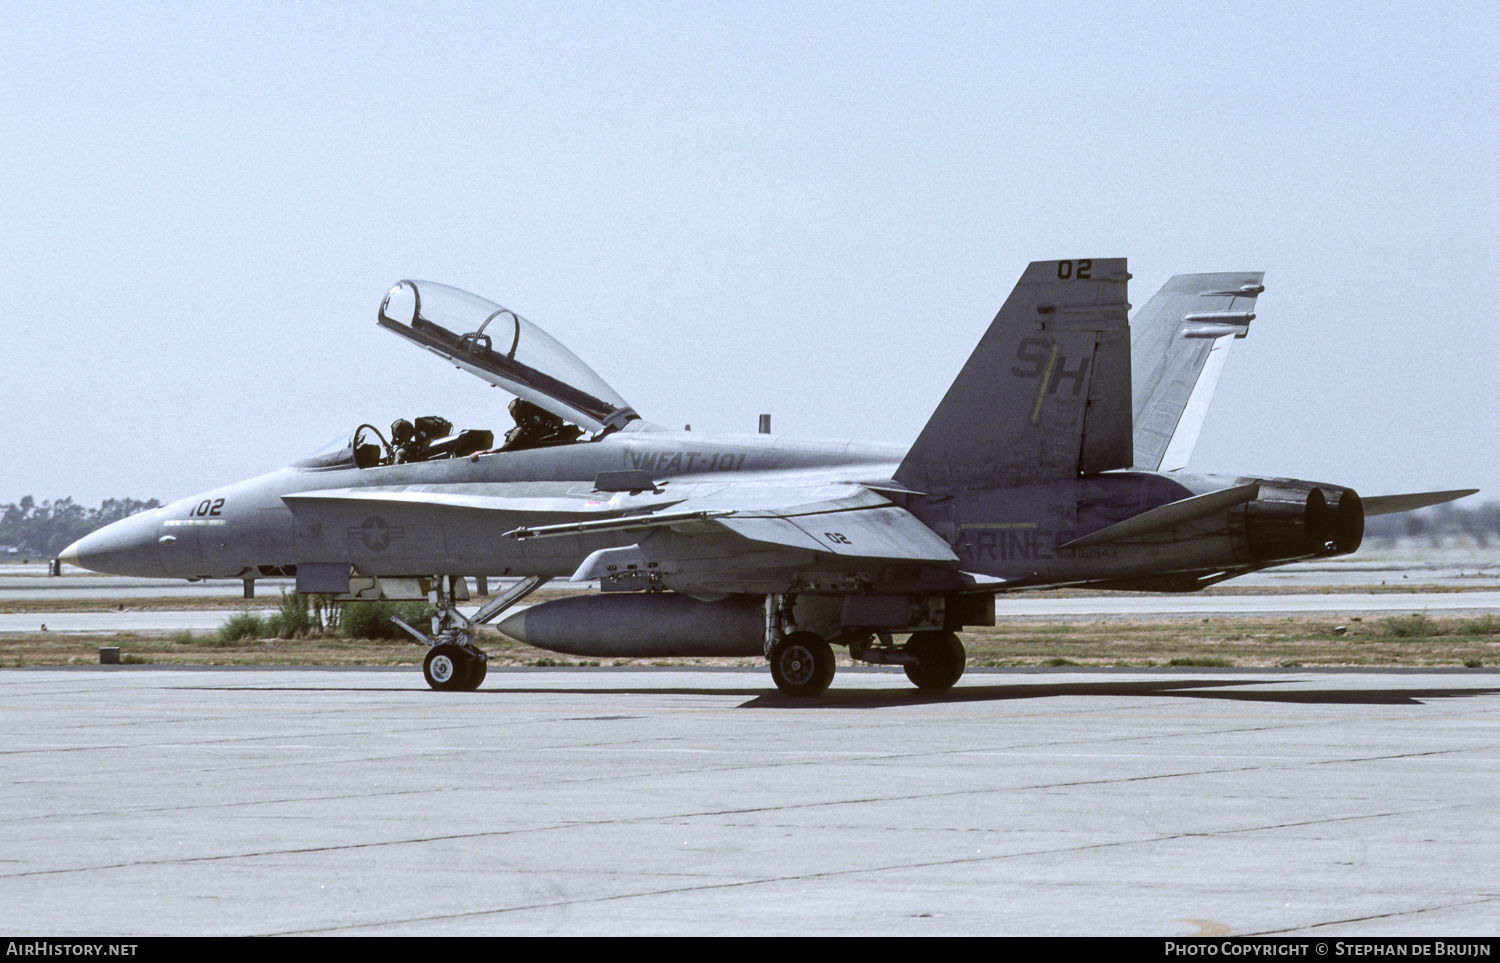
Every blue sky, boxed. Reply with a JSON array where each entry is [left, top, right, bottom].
[[2, 2, 1495, 505]]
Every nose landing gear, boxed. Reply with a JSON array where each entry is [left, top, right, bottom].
[[394, 574, 546, 691], [423, 642, 487, 691]]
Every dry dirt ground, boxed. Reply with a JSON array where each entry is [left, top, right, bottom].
[[4, 608, 1496, 670]]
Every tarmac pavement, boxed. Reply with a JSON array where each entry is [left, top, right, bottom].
[[0, 666, 1496, 936]]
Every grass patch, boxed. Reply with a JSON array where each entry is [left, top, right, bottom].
[[272, 591, 317, 637], [219, 612, 265, 642], [1381, 614, 1441, 638], [216, 597, 437, 642], [339, 600, 437, 640], [1168, 657, 1235, 667], [956, 615, 1500, 668]]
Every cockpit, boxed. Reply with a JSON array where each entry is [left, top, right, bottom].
[[295, 280, 640, 471]]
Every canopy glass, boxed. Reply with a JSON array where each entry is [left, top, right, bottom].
[[377, 280, 638, 433]]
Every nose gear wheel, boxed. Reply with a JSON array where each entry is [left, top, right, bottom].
[[424, 643, 477, 691]]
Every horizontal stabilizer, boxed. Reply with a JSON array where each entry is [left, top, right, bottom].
[[1362, 489, 1479, 517], [1059, 482, 1260, 549]]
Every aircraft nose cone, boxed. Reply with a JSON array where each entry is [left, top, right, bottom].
[[58, 539, 82, 568], [65, 512, 168, 577]]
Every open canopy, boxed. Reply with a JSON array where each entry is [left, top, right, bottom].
[[378, 280, 639, 433]]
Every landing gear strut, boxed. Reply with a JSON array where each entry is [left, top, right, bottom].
[[394, 574, 545, 691], [763, 594, 836, 697]]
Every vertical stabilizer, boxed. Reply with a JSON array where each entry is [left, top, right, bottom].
[[1131, 273, 1263, 471], [895, 258, 1132, 491]]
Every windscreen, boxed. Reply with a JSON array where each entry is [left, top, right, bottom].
[[378, 280, 637, 433], [294, 431, 355, 469]]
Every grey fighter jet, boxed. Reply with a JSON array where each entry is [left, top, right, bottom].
[[62, 261, 1476, 696]]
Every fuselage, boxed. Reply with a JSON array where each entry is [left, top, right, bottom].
[[63, 422, 1348, 594], [66, 427, 902, 582]]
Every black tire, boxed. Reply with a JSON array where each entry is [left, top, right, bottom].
[[424, 643, 470, 691], [458, 655, 487, 691], [903, 631, 966, 691], [768, 632, 836, 697]]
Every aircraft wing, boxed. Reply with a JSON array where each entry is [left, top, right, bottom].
[[712, 505, 957, 561], [506, 485, 959, 562], [1131, 272, 1264, 471], [283, 482, 960, 580]]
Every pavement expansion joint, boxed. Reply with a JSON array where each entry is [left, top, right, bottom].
[[1248, 896, 1500, 936]]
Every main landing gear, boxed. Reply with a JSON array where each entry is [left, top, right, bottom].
[[901, 630, 967, 691], [762, 595, 968, 697], [846, 629, 967, 692], [768, 632, 837, 697], [394, 574, 546, 692]]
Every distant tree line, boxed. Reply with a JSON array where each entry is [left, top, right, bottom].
[[1363, 499, 1500, 546], [0, 496, 161, 557]]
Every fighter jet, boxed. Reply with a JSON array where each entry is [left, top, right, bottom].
[[62, 260, 1476, 696]]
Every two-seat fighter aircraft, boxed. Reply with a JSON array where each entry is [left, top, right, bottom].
[[62, 259, 1476, 695]]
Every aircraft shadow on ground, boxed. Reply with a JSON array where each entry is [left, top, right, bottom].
[[736, 680, 1500, 710], [181, 680, 1500, 710]]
